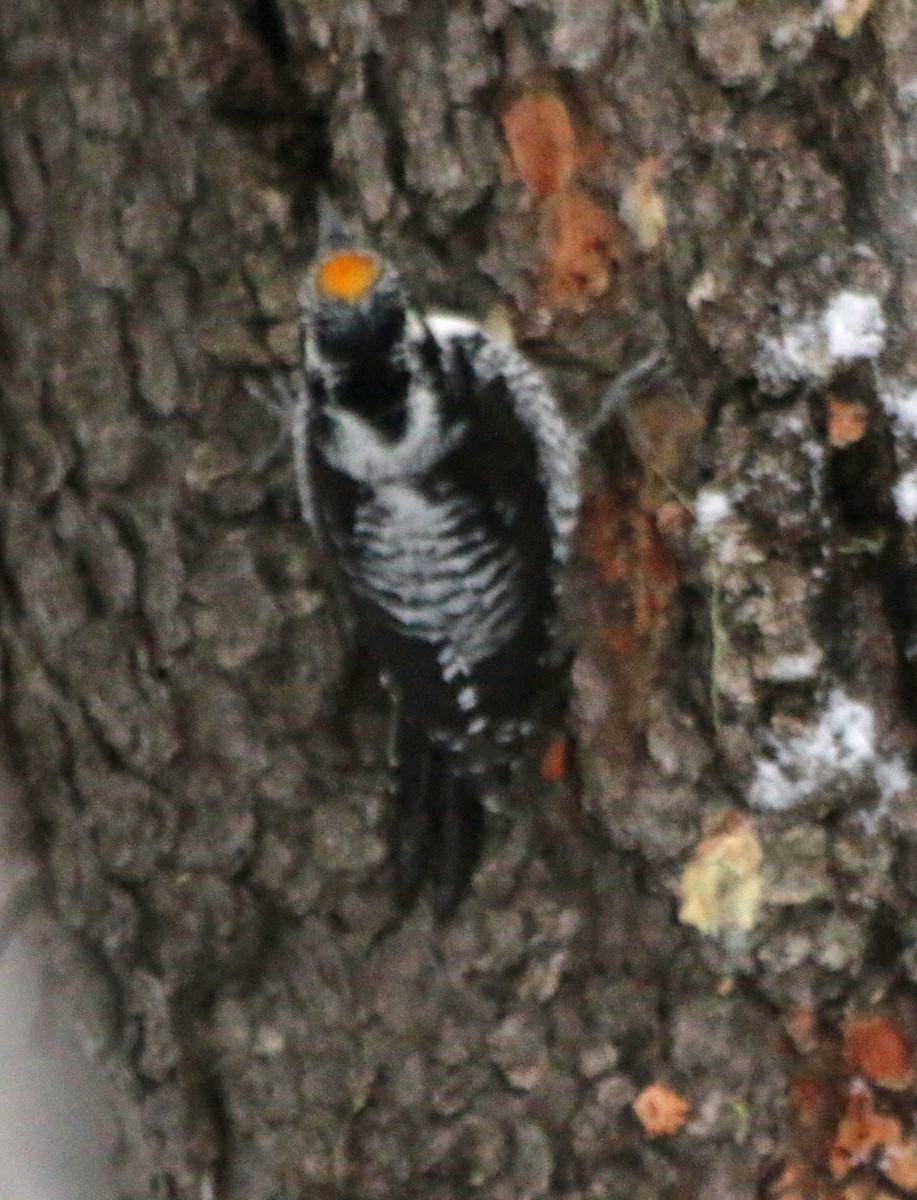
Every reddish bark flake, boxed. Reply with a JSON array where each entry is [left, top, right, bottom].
[[654, 499, 690, 535], [540, 735, 568, 782], [502, 92, 578, 199], [826, 397, 869, 448], [538, 187, 622, 312], [633, 513, 678, 636], [842, 1015, 913, 1089], [829, 1081, 902, 1179], [784, 1006, 821, 1056], [603, 624, 638, 656], [789, 1073, 829, 1129], [842, 1183, 898, 1200], [633, 1083, 689, 1136], [767, 1158, 831, 1200], [882, 1135, 917, 1191], [581, 488, 629, 584], [581, 490, 679, 643]]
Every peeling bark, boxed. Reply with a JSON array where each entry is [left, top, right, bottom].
[[3, 1, 917, 1198]]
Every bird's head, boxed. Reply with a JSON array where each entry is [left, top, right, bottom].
[[301, 224, 409, 365]]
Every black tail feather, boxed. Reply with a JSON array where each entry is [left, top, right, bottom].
[[389, 716, 439, 908], [389, 715, 484, 916], [430, 770, 484, 919]]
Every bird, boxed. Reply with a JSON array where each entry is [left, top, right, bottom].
[[284, 211, 581, 916]]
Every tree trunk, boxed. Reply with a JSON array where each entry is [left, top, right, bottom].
[[3, 1, 917, 1197]]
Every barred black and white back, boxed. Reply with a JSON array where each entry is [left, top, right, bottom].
[[292, 236, 580, 914]]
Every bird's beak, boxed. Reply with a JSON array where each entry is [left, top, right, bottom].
[[316, 197, 355, 253], [312, 198, 380, 304]]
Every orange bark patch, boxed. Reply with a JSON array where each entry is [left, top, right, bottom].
[[882, 1134, 917, 1191], [603, 624, 638, 656], [778, 1005, 917, 1197], [767, 1159, 827, 1200], [581, 487, 631, 584], [842, 1183, 898, 1200], [633, 1083, 689, 1136], [580, 487, 680, 641], [502, 92, 578, 199], [842, 1015, 913, 1090], [784, 1006, 820, 1056], [538, 187, 623, 312], [790, 1073, 830, 1130], [827, 397, 869, 448], [829, 1082, 902, 1179], [540, 735, 568, 783], [501, 86, 623, 314], [632, 514, 679, 637]]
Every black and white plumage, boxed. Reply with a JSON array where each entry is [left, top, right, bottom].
[[291, 233, 580, 915]]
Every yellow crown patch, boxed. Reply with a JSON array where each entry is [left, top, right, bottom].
[[317, 250, 380, 303]]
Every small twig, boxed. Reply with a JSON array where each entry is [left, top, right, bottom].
[[244, 374, 301, 425], [584, 350, 694, 508], [244, 374, 300, 473], [583, 350, 670, 442], [244, 373, 315, 526]]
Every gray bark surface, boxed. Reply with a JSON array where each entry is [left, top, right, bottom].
[[2, 1, 917, 1197]]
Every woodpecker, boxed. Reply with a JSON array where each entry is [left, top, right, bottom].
[[289, 218, 580, 915]]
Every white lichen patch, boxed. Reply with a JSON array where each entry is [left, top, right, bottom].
[[755, 291, 886, 391], [749, 688, 879, 811]]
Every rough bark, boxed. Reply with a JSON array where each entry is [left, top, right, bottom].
[[2, 1, 917, 1198]]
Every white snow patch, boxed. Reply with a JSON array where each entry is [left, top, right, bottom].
[[823, 291, 886, 361], [893, 467, 917, 522], [694, 489, 734, 528], [749, 688, 877, 811]]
